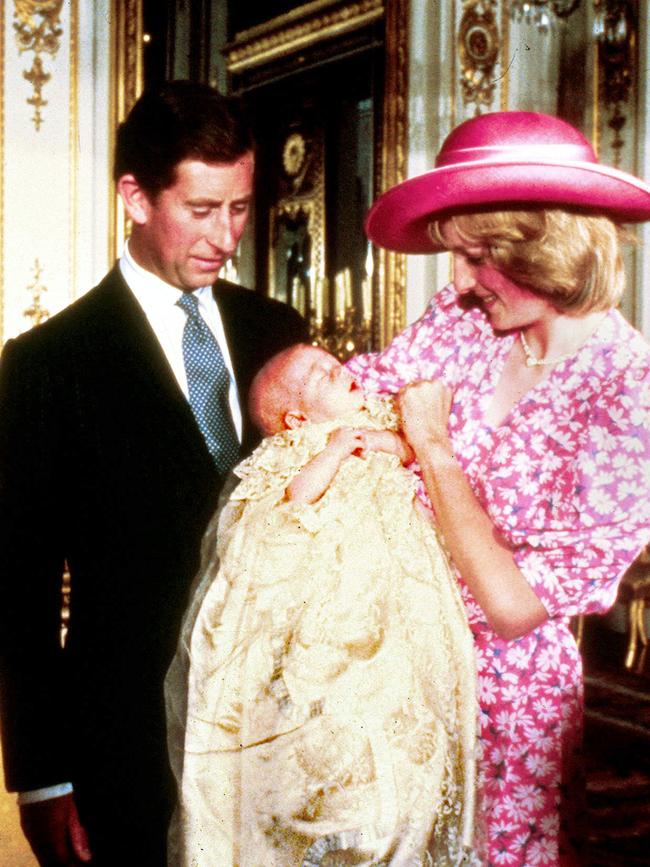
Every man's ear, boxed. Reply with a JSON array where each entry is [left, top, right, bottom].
[[116, 174, 151, 226], [283, 410, 307, 430]]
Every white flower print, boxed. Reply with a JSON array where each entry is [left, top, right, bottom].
[[479, 675, 500, 705], [492, 847, 520, 865], [531, 697, 556, 723], [348, 286, 650, 867], [527, 837, 558, 865], [524, 751, 557, 778], [587, 487, 615, 515], [513, 783, 546, 813]]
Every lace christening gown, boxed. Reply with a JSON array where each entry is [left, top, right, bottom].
[[166, 398, 479, 866]]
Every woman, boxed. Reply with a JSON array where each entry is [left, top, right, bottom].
[[348, 110, 650, 865]]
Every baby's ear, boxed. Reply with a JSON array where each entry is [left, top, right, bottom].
[[283, 410, 308, 429]]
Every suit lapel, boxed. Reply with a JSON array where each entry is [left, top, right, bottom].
[[213, 280, 259, 449], [92, 268, 215, 472], [214, 282, 253, 388]]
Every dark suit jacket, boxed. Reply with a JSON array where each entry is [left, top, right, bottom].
[[0, 266, 306, 848]]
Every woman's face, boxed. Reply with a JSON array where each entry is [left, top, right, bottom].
[[440, 220, 556, 332]]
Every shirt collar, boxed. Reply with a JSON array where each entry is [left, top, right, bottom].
[[120, 239, 213, 309]]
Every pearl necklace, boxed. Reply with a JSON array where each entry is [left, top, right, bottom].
[[519, 331, 576, 368]]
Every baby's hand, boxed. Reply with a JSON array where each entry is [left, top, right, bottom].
[[327, 427, 366, 458], [358, 429, 414, 465]]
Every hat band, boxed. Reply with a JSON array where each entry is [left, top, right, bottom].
[[436, 142, 596, 168]]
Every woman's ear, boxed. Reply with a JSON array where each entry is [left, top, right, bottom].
[[283, 410, 308, 430], [116, 174, 151, 226]]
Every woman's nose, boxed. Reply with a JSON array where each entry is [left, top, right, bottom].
[[453, 256, 477, 294]]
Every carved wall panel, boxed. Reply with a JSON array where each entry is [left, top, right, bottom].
[[1, 0, 113, 344]]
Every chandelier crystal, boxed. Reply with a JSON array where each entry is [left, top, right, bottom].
[[509, 0, 581, 32]]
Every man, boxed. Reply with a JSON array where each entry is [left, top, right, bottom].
[[0, 81, 307, 866]]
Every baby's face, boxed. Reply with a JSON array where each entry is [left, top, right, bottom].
[[289, 347, 363, 422]]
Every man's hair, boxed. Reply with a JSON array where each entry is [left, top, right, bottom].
[[430, 208, 631, 313], [249, 344, 313, 436], [113, 80, 254, 198]]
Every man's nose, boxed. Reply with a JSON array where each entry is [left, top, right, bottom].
[[206, 213, 237, 255]]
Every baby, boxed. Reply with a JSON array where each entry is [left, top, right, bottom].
[[166, 344, 478, 867]]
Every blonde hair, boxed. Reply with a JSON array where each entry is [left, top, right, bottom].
[[249, 344, 312, 435], [430, 208, 631, 313]]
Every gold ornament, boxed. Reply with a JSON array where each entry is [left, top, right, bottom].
[[282, 132, 306, 177]]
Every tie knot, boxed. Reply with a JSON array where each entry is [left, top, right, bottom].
[[177, 292, 201, 319]]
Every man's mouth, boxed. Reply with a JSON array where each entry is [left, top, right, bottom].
[[193, 255, 223, 270]]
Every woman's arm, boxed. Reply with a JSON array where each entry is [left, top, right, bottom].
[[399, 381, 548, 640], [286, 428, 365, 504]]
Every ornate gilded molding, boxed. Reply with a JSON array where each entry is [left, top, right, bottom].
[[269, 128, 326, 318], [13, 0, 64, 130], [224, 0, 383, 73], [458, 0, 500, 115], [0, 0, 5, 344], [109, 0, 143, 261], [68, 0, 77, 300], [593, 0, 636, 165], [377, 0, 408, 345], [23, 258, 50, 326]]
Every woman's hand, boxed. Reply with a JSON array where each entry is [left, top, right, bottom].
[[398, 381, 548, 639], [398, 380, 454, 456]]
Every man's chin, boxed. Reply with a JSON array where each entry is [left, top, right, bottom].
[[181, 269, 221, 290]]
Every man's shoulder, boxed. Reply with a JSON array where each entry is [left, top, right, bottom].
[[215, 279, 302, 317], [4, 268, 127, 353], [215, 279, 307, 335]]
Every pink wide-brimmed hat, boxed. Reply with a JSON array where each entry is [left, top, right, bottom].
[[365, 111, 650, 253]]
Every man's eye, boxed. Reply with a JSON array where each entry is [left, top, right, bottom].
[[191, 207, 211, 217], [231, 203, 249, 216]]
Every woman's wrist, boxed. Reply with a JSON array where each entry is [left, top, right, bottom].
[[424, 442, 458, 469], [408, 434, 456, 466]]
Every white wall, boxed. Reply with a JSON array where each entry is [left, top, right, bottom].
[[1, 0, 112, 344], [405, 0, 650, 336]]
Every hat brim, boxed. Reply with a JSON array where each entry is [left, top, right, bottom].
[[365, 160, 650, 253]]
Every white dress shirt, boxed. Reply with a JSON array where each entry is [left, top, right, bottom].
[[120, 240, 243, 439], [19, 244, 242, 806]]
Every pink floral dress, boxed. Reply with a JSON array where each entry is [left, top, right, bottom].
[[347, 285, 650, 866]]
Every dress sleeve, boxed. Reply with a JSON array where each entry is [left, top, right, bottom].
[[511, 364, 650, 618], [346, 285, 474, 393]]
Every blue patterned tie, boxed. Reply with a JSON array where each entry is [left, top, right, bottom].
[[177, 293, 240, 473]]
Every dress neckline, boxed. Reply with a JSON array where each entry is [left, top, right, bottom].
[[478, 310, 614, 433]]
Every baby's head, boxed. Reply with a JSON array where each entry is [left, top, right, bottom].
[[250, 344, 363, 435]]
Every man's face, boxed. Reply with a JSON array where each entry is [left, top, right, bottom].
[[127, 153, 254, 291]]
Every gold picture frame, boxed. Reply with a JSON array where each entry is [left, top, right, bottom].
[[108, 0, 143, 262], [225, 0, 409, 349]]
